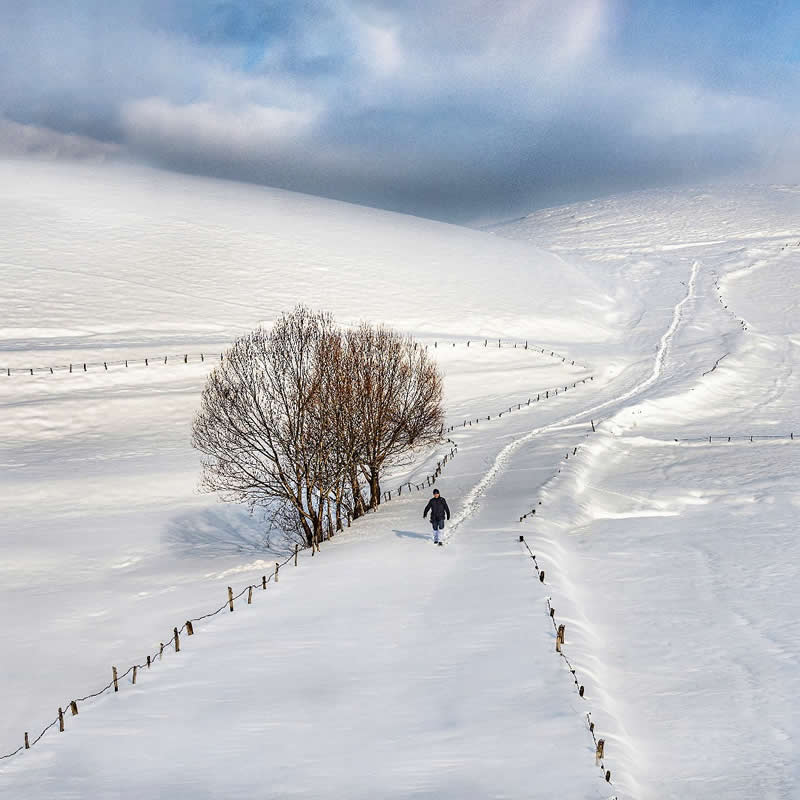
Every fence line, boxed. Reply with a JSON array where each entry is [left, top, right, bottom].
[[443, 376, 595, 434], [670, 433, 798, 444], [1, 336, 588, 378], [0, 542, 314, 763], [518, 534, 615, 793], [382, 374, 598, 501], [514, 418, 618, 794]]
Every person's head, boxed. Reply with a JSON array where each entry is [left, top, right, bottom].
[[433, 489, 440, 497]]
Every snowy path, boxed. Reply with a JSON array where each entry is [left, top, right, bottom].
[[449, 259, 699, 541]]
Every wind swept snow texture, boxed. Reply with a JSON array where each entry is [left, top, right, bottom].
[[0, 158, 615, 364], [2, 160, 617, 797], [494, 186, 800, 798], [5, 162, 800, 798]]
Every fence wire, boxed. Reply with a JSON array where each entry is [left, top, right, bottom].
[[0, 544, 309, 762], [2, 336, 588, 378]]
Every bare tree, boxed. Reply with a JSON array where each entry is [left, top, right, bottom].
[[321, 331, 369, 520], [192, 308, 444, 543], [344, 324, 444, 508], [192, 307, 338, 547]]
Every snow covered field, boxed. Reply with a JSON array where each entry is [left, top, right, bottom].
[[2, 164, 799, 798], [494, 189, 800, 797]]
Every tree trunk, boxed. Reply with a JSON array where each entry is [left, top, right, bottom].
[[298, 515, 314, 548], [326, 499, 334, 539], [368, 470, 381, 509], [312, 514, 324, 546], [350, 474, 367, 518]]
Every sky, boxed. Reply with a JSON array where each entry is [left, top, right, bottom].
[[1, 0, 799, 223]]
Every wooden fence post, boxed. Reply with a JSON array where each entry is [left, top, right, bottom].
[[294, 544, 299, 566], [591, 419, 595, 432], [228, 586, 234, 612], [58, 708, 64, 732], [147, 655, 151, 669], [186, 621, 194, 635], [159, 643, 164, 659], [70, 700, 78, 716], [596, 739, 605, 760], [112, 666, 119, 692], [174, 627, 180, 652], [275, 562, 280, 583], [132, 666, 138, 685], [556, 624, 565, 652], [24, 732, 29, 750], [539, 570, 545, 583], [248, 586, 253, 604]]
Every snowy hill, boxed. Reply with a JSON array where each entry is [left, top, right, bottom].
[[2, 164, 800, 799], [491, 187, 800, 797]]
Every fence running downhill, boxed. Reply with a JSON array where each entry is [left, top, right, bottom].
[[515, 419, 618, 796], [0, 421, 480, 763], [385, 374, 597, 501], [0, 542, 317, 763], [443, 376, 595, 435]]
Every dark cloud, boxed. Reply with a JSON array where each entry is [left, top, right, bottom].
[[1, 1, 798, 222]]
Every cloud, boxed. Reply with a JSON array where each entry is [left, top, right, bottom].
[[122, 98, 320, 156], [2, 1, 799, 221], [0, 118, 120, 160]]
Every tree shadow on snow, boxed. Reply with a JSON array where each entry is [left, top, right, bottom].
[[164, 506, 284, 557], [392, 529, 431, 541]]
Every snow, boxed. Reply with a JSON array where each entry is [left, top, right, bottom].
[[2, 165, 800, 798], [492, 187, 800, 797]]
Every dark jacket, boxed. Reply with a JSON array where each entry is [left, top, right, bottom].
[[423, 496, 450, 523]]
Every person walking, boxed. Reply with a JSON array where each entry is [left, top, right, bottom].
[[423, 488, 450, 545]]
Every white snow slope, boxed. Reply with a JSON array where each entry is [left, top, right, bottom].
[[2, 164, 799, 799]]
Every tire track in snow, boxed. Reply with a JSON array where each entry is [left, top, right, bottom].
[[447, 260, 700, 536]]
